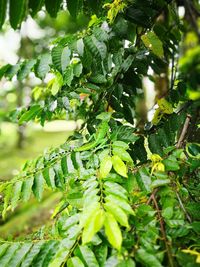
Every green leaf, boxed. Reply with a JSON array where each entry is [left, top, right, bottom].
[[121, 55, 134, 72], [2, 184, 12, 219], [21, 242, 44, 267], [5, 64, 21, 79], [73, 62, 83, 77], [0, 0, 7, 29], [45, 0, 62, 17], [104, 181, 128, 200], [66, 154, 75, 173], [117, 259, 136, 267], [82, 209, 105, 244], [29, 0, 44, 17], [151, 179, 170, 189], [0, 244, 9, 258], [51, 45, 62, 69], [89, 73, 107, 84], [32, 173, 44, 201], [43, 167, 56, 189], [94, 244, 107, 267], [48, 239, 74, 267], [75, 245, 99, 267], [17, 59, 37, 81], [76, 38, 84, 56], [9, 0, 27, 29], [31, 240, 59, 267], [63, 65, 74, 86], [104, 212, 122, 251], [105, 194, 134, 215], [61, 47, 71, 73], [0, 243, 20, 266], [67, 256, 84, 267], [67, 0, 83, 18], [99, 155, 112, 178], [112, 147, 133, 163], [35, 53, 51, 79], [141, 31, 164, 58], [112, 155, 127, 177], [163, 156, 180, 171], [84, 36, 107, 62], [8, 243, 32, 267], [51, 72, 63, 96], [96, 112, 112, 121], [157, 98, 173, 114], [80, 202, 101, 228], [104, 201, 129, 228], [10, 181, 23, 210], [135, 167, 151, 192], [137, 249, 162, 267], [19, 105, 42, 125], [21, 177, 34, 202], [0, 64, 11, 79], [112, 141, 129, 150]]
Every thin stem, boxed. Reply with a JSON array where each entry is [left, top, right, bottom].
[[176, 114, 191, 148], [147, 189, 158, 205], [175, 191, 192, 223], [152, 194, 174, 267]]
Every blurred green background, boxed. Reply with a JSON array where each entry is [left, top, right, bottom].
[[0, 10, 88, 240]]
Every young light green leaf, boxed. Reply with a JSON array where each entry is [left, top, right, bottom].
[[112, 147, 133, 163], [99, 155, 112, 178], [112, 155, 127, 177], [82, 209, 105, 244], [141, 31, 164, 58], [51, 72, 63, 96], [104, 202, 129, 228], [105, 194, 135, 215], [80, 202, 101, 228], [104, 212, 122, 251], [67, 256, 84, 267]]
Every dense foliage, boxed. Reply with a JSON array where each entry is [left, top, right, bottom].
[[0, 0, 200, 266]]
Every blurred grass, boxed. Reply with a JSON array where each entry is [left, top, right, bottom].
[[0, 122, 73, 181], [0, 121, 73, 238]]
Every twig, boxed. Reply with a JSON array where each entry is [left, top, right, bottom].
[[175, 191, 192, 223], [152, 194, 174, 267], [176, 114, 191, 148], [147, 188, 158, 205]]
